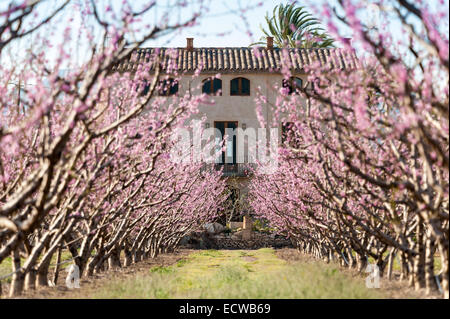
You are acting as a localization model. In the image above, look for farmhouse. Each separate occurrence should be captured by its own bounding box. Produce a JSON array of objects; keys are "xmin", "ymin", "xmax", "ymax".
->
[{"xmin": 113, "ymin": 37, "xmax": 358, "ymax": 219}]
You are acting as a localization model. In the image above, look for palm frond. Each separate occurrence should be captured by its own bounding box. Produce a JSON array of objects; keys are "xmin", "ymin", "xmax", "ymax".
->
[{"xmin": 254, "ymin": 3, "xmax": 335, "ymax": 48}]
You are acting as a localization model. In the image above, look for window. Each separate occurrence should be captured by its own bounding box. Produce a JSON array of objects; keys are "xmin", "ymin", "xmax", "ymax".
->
[
  {"xmin": 230, "ymin": 77, "xmax": 250, "ymax": 96},
  {"xmin": 137, "ymin": 80, "xmax": 151, "ymax": 96},
  {"xmin": 158, "ymin": 78, "xmax": 178, "ymax": 96},
  {"xmin": 282, "ymin": 77, "xmax": 303, "ymax": 95},
  {"xmin": 202, "ymin": 78, "xmax": 222, "ymax": 95}
]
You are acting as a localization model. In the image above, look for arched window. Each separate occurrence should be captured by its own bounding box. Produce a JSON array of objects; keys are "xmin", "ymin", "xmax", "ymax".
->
[
  {"xmin": 282, "ymin": 77, "xmax": 303, "ymax": 95},
  {"xmin": 158, "ymin": 78, "xmax": 178, "ymax": 96},
  {"xmin": 230, "ymin": 77, "xmax": 250, "ymax": 96},
  {"xmin": 136, "ymin": 80, "xmax": 150, "ymax": 96},
  {"xmin": 202, "ymin": 78, "xmax": 222, "ymax": 95}
]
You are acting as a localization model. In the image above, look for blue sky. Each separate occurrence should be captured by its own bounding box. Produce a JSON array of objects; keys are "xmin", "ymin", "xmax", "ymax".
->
[
  {"xmin": 1, "ymin": 1, "xmax": 346, "ymax": 54},
  {"xmin": 145, "ymin": 0, "xmax": 344, "ymax": 47},
  {"xmin": 1, "ymin": 0, "xmax": 448, "ymax": 69},
  {"xmin": 117, "ymin": 0, "xmax": 351, "ymax": 47}
]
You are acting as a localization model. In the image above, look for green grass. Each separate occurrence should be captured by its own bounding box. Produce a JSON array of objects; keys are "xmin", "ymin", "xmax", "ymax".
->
[
  {"xmin": 0, "ymin": 257, "xmax": 13, "ymax": 283},
  {"xmin": 149, "ymin": 266, "xmax": 174, "ymax": 274},
  {"xmin": 92, "ymin": 248, "xmax": 385, "ymax": 299}
]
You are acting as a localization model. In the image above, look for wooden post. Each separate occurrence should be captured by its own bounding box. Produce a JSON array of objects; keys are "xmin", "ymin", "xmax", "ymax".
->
[{"xmin": 242, "ymin": 214, "xmax": 252, "ymax": 240}]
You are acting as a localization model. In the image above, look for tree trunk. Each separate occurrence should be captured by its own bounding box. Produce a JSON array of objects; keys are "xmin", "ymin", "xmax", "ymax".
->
[
  {"xmin": 85, "ymin": 256, "xmax": 98, "ymax": 277},
  {"xmin": 36, "ymin": 257, "xmax": 51, "ymax": 288},
  {"xmin": 436, "ymin": 234, "xmax": 449, "ymax": 299},
  {"xmin": 424, "ymin": 233, "xmax": 438, "ymax": 295},
  {"xmin": 123, "ymin": 246, "xmax": 133, "ymax": 267},
  {"xmin": 356, "ymin": 253, "xmax": 367, "ymax": 273},
  {"xmin": 108, "ymin": 248, "xmax": 121, "ymax": 270},
  {"xmin": 94, "ymin": 258, "xmax": 106, "ymax": 274},
  {"xmin": 399, "ymin": 252, "xmax": 409, "ymax": 281},
  {"xmin": 387, "ymin": 249, "xmax": 396, "ymax": 280},
  {"xmin": 9, "ymin": 249, "xmax": 24, "ymax": 297},
  {"xmin": 52, "ymin": 245, "xmax": 62, "ymax": 286},
  {"xmin": 24, "ymin": 268, "xmax": 37, "ymax": 291},
  {"xmin": 413, "ymin": 220, "xmax": 425, "ymax": 290},
  {"xmin": 133, "ymin": 250, "xmax": 142, "ymax": 263},
  {"xmin": 346, "ymin": 247, "xmax": 355, "ymax": 268}
]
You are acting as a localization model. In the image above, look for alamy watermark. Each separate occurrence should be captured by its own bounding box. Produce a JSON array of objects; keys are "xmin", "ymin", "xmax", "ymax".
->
[
  {"xmin": 365, "ymin": 264, "xmax": 380, "ymax": 288},
  {"xmin": 66, "ymin": 264, "xmax": 80, "ymax": 289},
  {"xmin": 169, "ymin": 120, "xmax": 279, "ymax": 174}
]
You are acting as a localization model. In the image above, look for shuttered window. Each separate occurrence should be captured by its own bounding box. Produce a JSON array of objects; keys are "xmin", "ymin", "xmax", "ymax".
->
[
  {"xmin": 158, "ymin": 78, "xmax": 178, "ymax": 96},
  {"xmin": 230, "ymin": 77, "xmax": 250, "ymax": 96},
  {"xmin": 282, "ymin": 77, "xmax": 303, "ymax": 95},
  {"xmin": 202, "ymin": 78, "xmax": 222, "ymax": 95}
]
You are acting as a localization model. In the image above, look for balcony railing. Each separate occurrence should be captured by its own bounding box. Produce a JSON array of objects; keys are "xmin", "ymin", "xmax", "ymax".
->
[{"xmin": 202, "ymin": 163, "xmax": 254, "ymax": 177}]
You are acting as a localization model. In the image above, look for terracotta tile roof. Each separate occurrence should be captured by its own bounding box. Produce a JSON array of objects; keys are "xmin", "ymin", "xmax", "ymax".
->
[{"xmin": 113, "ymin": 47, "xmax": 359, "ymax": 74}]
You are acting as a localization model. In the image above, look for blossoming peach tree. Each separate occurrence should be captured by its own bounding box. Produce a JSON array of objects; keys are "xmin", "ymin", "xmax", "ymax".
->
[
  {"xmin": 0, "ymin": 0, "xmax": 237, "ymax": 297},
  {"xmin": 0, "ymin": 0, "xmax": 448, "ymax": 299},
  {"xmin": 249, "ymin": 0, "xmax": 448, "ymax": 298}
]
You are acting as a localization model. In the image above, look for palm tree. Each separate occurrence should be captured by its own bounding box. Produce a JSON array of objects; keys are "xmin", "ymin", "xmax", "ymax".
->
[{"xmin": 252, "ymin": 3, "xmax": 335, "ymax": 48}]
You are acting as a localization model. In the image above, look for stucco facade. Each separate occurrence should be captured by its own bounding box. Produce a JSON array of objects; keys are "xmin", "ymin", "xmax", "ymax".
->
[
  {"xmin": 115, "ymin": 40, "xmax": 358, "ymax": 216},
  {"xmin": 181, "ymin": 72, "xmax": 305, "ymax": 130},
  {"xmin": 175, "ymin": 72, "xmax": 307, "ymax": 211}
]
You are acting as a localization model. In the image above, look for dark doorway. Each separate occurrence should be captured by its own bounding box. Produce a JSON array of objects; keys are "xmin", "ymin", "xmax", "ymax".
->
[{"xmin": 214, "ymin": 121, "xmax": 237, "ymax": 165}]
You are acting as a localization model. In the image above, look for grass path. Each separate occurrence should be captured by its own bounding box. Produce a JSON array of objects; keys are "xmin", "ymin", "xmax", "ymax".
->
[{"xmin": 91, "ymin": 248, "xmax": 386, "ymax": 299}]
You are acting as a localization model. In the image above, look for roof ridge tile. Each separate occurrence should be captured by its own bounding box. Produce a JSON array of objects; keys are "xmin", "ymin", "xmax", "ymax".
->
[{"xmin": 113, "ymin": 47, "xmax": 358, "ymax": 73}]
